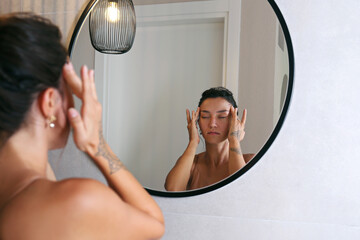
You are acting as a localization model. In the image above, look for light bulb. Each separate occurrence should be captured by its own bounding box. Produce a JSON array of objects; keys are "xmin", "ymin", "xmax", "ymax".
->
[{"xmin": 106, "ymin": 2, "xmax": 120, "ymax": 22}]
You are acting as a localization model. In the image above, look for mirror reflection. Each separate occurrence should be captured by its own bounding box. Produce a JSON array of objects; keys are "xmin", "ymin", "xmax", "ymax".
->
[
  {"xmin": 165, "ymin": 87, "xmax": 255, "ymax": 191},
  {"xmin": 70, "ymin": 0, "xmax": 289, "ymax": 192}
]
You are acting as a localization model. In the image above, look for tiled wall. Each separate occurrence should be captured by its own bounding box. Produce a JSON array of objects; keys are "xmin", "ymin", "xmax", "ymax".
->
[{"xmin": 0, "ymin": 0, "xmax": 89, "ymax": 44}]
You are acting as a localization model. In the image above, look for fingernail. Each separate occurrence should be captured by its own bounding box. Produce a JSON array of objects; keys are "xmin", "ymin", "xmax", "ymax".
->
[
  {"xmin": 68, "ymin": 108, "xmax": 78, "ymax": 118},
  {"xmin": 64, "ymin": 61, "xmax": 74, "ymax": 71}
]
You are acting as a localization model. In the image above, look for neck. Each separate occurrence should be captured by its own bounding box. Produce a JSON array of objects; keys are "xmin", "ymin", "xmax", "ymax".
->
[
  {"xmin": 204, "ymin": 140, "xmax": 229, "ymax": 166},
  {"xmin": 0, "ymin": 128, "xmax": 48, "ymax": 206}
]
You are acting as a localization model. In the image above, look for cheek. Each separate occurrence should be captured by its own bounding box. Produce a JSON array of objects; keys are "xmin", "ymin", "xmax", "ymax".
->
[
  {"xmin": 198, "ymin": 119, "xmax": 206, "ymax": 131},
  {"xmin": 221, "ymin": 119, "xmax": 230, "ymax": 131}
]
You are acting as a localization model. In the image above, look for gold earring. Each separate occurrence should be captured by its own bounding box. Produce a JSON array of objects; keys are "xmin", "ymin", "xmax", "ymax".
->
[{"xmin": 48, "ymin": 115, "xmax": 57, "ymax": 128}]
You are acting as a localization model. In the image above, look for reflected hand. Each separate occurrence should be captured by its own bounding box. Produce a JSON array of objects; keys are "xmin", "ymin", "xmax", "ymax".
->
[
  {"xmin": 186, "ymin": 107, "xmax": 200, "ymax": 144},
  {"xmin": 228, "ymin": 107, "xmax": 246, "ymax": 142},
  {"xmin": 62, "ymin": 62, "xmax": 102, "ymax": 157}
]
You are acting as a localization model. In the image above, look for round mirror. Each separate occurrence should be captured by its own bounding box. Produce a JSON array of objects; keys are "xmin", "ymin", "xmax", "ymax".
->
[{"xmin": 68, "ymin": 0, "xmax": 294, "ymax": 197}]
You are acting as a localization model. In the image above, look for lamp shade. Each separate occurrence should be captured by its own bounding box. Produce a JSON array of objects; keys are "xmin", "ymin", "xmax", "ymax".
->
[{"xmin": 89, "ymin": 0, "xmax": 136, "ymax": 54}]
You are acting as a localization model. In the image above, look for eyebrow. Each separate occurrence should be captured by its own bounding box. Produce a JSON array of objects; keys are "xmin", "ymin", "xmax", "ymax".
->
[{"xmin": 201, "ymin": 110, "xmax": 229, "ymax": 114}]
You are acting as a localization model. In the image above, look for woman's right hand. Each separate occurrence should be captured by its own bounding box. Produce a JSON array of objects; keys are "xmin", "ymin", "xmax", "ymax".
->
[
  {"xmin": 186, "ymin": 107, "xmax": 200, "ymax": 144},
  {"xmin": 62, "ymin": 62, "xmax": 102, "ymax": 157},
  {"xmin": 165, "ymin": 108, "xmax": 200, "ymax": 191}
]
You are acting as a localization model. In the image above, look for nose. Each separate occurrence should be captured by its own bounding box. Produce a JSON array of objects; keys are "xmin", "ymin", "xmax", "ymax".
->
[{"xmin": 209, "ymin": 116, "xmax": 217, "ymax": 128}]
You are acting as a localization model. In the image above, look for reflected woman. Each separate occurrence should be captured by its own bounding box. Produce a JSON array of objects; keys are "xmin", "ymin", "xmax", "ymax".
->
[{"xmin": 165, "ymin": 87, "xmax": 254, "ymax": 191}]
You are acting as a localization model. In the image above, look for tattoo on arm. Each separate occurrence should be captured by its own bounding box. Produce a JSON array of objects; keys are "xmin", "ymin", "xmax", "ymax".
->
[
  {"xmin": 95, "ymin": 125, "xmax": 125, "ymax": 174},
  {"xmin": 230, "ymin": 147, "xmax": 242, "ymax": 155},
  {"xmin": 230, "ymin": 130, "xmax": 240, "ymax": 140}
]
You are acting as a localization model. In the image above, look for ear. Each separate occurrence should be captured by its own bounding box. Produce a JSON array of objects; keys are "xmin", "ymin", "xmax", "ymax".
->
[{"xmin": 38, "ymin": 88, "xmax": 59, "ymax": 118}]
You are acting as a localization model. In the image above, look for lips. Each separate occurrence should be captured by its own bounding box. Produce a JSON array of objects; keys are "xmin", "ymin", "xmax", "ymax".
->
[{"xmin": 207, "ymin": 131, "xmax": 220, "ymax": 135}]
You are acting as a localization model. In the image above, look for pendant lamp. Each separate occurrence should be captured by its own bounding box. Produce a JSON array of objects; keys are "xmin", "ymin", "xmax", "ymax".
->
[{"xmin": 89, "ymin": 0, "xmax": 136, "ymax": 54}]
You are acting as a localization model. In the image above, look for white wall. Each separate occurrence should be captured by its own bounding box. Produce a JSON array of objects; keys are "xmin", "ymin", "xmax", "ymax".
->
[
  {"xmin": 2, "ymin": 0, "xmax": 360, "ymax": 239},
  {"xmin": 154, "ymin": 0, "xmax": 360, "ymax": 239}
]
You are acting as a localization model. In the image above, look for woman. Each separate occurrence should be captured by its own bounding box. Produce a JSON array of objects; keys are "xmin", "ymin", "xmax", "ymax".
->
[
  {"xmin": 165, "ymin": 87, "xmax": 253, "ymax": 191},
  {"xmin": 0, "ymin": 13, "xmax": 164, "ymax": 239}
]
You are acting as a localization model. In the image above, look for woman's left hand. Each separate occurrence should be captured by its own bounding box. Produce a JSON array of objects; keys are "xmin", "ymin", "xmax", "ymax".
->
[
  {"xmin": 228, "ymin": 107, "xmax": 247, "ymax": 142},
  {"xmin": 62, "ymin": 62, "xmax": 102, "ymax": 157}
]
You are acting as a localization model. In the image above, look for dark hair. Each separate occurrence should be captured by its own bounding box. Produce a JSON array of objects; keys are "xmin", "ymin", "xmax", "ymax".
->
[
  {"xmin": 0, "ymin": 13, "xmax": 67, "ymax": 143},
  {"xmin": 198, "ymin": 86, "xmax": 238, "ymax": 109}
]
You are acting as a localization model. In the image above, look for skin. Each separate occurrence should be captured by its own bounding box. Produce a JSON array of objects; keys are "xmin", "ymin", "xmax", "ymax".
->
[
  {"xmin": 0, "ymin": 63, "xmax": 164, "ymax": 240},
  {"xmin": 165, "ymin": 97, "xmax": 252, "ymax": 191}
]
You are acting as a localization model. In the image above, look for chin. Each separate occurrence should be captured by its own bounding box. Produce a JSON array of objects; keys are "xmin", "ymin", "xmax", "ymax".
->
[{"xmin": 204, "ymin": 136, "xmax": 227, "ymax": 145}]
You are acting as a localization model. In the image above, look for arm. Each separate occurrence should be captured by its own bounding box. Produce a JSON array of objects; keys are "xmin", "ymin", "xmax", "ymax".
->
[
  {"xmin": 165, "ymin": 108, "xmax": 200, "ymax": 191},
  {"xmin": 228, "ymin": 107, "xmax": 247, "ymax": 175},
  {"xmin": 243, "ymin": 153, "xmax": 255, "ymax": 163},
  {"xmin": 62, "ymin": 62, "xmax": 164, "ymax": 238}
]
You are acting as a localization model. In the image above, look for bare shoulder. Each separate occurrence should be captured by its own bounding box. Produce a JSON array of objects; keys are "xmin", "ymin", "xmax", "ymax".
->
[
  {"xmin": 50, "ymin": 177, "xmax": 116, "ymax": 202},
  {"xmin": 0, "ymin": 178, "xmax": 127, "ymax": 240},
  {"xmin": 196, "ymin": 152, "xmax": 206, "ymax": 163},
  {"xmin": 190, "ymin": 152, "xmax": 205, "ymax": 171},
  {"xmin": 243, "ymin": 153, "xmax": 255, "ymax": 163}
]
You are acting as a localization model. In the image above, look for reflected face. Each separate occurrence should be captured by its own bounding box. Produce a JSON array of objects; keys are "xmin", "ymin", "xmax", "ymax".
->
[{"xmin": 198, "ymin": 97, "xmax": 232, "ymax": 144}]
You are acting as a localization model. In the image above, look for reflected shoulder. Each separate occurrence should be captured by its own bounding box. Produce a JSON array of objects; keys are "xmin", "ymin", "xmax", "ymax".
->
[{"xmin": 243, "ymin": 153, "xmax": 255, "ymax": 163}]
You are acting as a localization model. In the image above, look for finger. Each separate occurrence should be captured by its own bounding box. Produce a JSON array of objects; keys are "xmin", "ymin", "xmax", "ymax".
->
[
  {"xmin": 195, "ymin": 107, "xmax": 200, "ymax": 120},
  {"xmin": 88, "ymin": 69, "xmax": 98, "ymax": 100},
  {"xmin": 241, "ymin": 109, "xmax": 247, "ymax": 126},
  {"xmin": 81, "ymin": 65, "xmax": 89, "ymax": 91},
  {"xmin": 80, "ymin": 66, "xmax": 95, "ymax": 123},
  {"xmin": 68, "ymin": 108, "xmax": 86, "ymax": 148},
  {"xmin": 81, "ymin": 65, "xmax": 93, "ymax": 104},
  {"xmin": 62, "ymin": 62, "xmax": 82, "ymax": 98},
  {"xmin": 230, "ymin": 106, "xmax": 236, "ymax": 123},
  {"xmin": 186, "ymin": 109, "xmax": 191, "ymax": 124},
  {"xmin": 192, "ymin": 110, "xmax": 196, "ymax": 123}
]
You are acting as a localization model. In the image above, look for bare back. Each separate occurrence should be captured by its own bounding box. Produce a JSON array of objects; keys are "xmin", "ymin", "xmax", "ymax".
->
[
  {"xmin": 1, "ymin": 179, "xmax": 99, "ymax": 240},
  {"xmin": 0, "ymin": 178, "xmax": 159, "ymax": 240}
]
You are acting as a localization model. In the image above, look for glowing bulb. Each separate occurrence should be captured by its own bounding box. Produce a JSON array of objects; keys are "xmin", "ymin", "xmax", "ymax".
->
[{"xmin": 106, "ymin": 2, "xmax": 120, "ymax": 22}]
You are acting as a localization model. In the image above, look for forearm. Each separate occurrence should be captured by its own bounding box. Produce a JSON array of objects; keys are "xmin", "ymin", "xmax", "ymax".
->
[
  {"xmin": 165, "ymin": 140, "xmax": 198, "ymax": 191},
  {"xmin": 90, "ymin": 142, "xmax": 164, "ymax": 225},
  {"xmin": 228, "ymin": 138, "xmax": 246, "ymax": 175}
]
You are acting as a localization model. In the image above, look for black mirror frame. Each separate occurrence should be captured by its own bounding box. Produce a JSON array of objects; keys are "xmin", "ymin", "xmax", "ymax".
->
[{"xmin": 68, "ymin": 0, "xmax": 294, "ymax": 198}]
